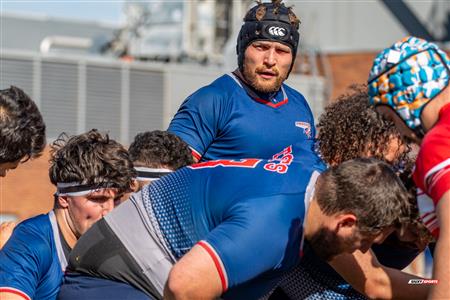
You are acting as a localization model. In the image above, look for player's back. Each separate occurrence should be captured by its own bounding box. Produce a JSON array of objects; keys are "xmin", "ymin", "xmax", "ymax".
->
[
  {"xmin": 62, "ymin": 145, "xmax": 325, "ymax": 300},
  {"xmin": 144, "ymin": 145, "xmax": 325, "ymax": 259}
]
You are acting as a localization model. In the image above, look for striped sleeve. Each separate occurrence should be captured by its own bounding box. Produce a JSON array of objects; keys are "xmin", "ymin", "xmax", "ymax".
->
[
  {"xmin": 0, "ymin": 287, "xmax": 31, "ymax": 300},
  {"xmin": 423, "ymin": 158, "xmax": 450, "ymax": 203},
  {"xmin": 197, "ymin": 240, "xmax": 229, "ymax": 292}
]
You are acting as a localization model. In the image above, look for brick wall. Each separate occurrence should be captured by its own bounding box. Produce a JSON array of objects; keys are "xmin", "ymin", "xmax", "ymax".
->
[
  {"xmin": 1, "ymin": 148, "xmax": 54, "ymax": 221},
  {"xmin": 327, "ymin": 52, "xmax": 377, "ymax": 100}
]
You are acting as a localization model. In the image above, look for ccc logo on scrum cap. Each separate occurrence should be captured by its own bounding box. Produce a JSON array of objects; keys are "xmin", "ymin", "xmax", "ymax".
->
[{"xmin": 268, "ymin": 26, "xmax": 286, "ymax": 37}]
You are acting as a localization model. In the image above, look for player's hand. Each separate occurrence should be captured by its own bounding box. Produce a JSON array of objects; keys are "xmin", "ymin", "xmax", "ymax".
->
[{"xmin": 0, "ymin": 221, "xmax": 16, "ymax": 249}]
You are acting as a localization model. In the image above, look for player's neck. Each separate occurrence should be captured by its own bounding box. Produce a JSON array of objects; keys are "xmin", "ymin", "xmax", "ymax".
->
[
  {"xmin": 54, "ymin": 207, "xmax": 78, "ymax": 248},
  {"xmin": 232, "ymin": 69, "xmax": 279, "ymax": 101},
  {"xmin": 422, "ymin": 86, "xmax": 450, "ymax": 131},
  {"xmin": 303, "ymin": 199, "xmax": 321, "ymax": 239}
]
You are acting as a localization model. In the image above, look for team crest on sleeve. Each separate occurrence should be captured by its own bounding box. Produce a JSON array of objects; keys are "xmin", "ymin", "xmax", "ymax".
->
[{"xmin": 295, "ymin": 122, "xmax": 312, "ymax": 138}]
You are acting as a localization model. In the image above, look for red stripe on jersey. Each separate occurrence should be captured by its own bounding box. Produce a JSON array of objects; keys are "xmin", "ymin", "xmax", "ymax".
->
[
  {"xmin": 430, "ymin": 227, "xmax": 440, "ymax": 238},
  {"xmin": 190, "ymin": 147, "xmax": 202, "ymax": 161},
  {"xmin": 427, "ymin": 166, "xmax": 450, "ymax": 203},
  {"xmin": 254, "ymin": 97, "xmax": 288, "ymax": 108},
  {"xmin": 420, "ymin": 211, "xmax": 435, "ymax": 223},
  {"xmin": 197, "ymin": 241, "xmax": 228, "ymax": 292},
  {"xmin": 413, "ymin": 103, "xmax": 450, "ymax": 205},
  {"xmin": 0, "ymin": 287, "xmax": 31, "ymax": 300},
  {"xmin": 423, "ymin": 215, "xmax": 437, "ymax": 227}
]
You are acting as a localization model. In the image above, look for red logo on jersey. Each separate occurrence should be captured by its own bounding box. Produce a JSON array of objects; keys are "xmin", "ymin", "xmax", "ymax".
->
[
  {"xmin": 263, "ymin": 146, "xmax": 294, "ymax": 174},
  {"xmin": 188, "ymin": 159, "xmax": 262, "ymax": 169},
  {"xmin": 295, "ymin": 121, "xmax": 312, "ymax": 138}
]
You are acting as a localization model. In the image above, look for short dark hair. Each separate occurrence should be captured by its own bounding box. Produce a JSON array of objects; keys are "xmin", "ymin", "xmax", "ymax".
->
[
  {"xmin": 0, "ymin": 86, "xmax": 46, "ymax": 163},
  {"xmin": 49, "ymin": 129, "xmax": 136, "ymax": 194},
  {"xmin": 317, "ymin": 85, "xmax": 406, "ymax": 166},
  {"xmin": 315, "ymin": 158, "xmax": 410, "ymax": 234},
  {"xmin": 129, "ymin": 130, "xmax": 193, "ymax": 170}
]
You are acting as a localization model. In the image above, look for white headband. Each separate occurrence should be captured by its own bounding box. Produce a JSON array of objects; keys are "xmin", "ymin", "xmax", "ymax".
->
[
  {"xmin": 56, "ymin": 182, "xmax": 108, "ymax": 196},
  {"xmin": 134, "ymin": 167, "xmax": 173, "ymax": 181}
]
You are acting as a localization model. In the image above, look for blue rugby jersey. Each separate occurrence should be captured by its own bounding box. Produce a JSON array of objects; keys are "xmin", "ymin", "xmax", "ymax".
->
[
  {"xmin": 168, "ymin": 73, "xmax": 315, "ymax": 161},
  {"xmin": 0, "ymin": 212, "xmax": 67, "ymax": 300},
  {"xmin": 141, "ymin": 145, "xmax": 325, "ymax": 299}
]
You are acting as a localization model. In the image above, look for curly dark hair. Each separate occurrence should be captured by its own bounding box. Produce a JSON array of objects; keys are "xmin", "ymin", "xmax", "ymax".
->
[
  {"xmin": 0, "ymin": 86, "xmax": 46, "ymax": 164},
  {"xmin": 49, "ymin": 129, "xmax": 136, "ymax": 194},
  {"xmin": 318, "ymin": 86, "xmax": 433, "ymax": 247},
  {"xmin": 129, "ymin": 130, "xmax": 194, "ymax": 170},
  {"xmin": 316, "ymin": 158, "xmax": 411, "ymax": 234},
  {"xmin": 395, "ymin": 158, "xmax": 435, "ymax": 246},
  {"xmin": 317, "ymin": 85, "xmax": 407, "ymax": 166}
]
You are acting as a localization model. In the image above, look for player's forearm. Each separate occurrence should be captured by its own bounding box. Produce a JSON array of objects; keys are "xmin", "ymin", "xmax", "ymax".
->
[
  {"xmin": 330, "ymin": 250, "xmax": 429, "ymax": 300},
  {"xmin": 382, "ymin": 267, "xmax": 429, "ymax": 300},
  {"xmin": 427, "ymin": 238, "xmax": 449, "ymax": 299},
  {"xmin": 0, "ymin": 292, "xmax": 30, "ymax": 300},
  {"xmin": 354, "ymin": 265, "xmax": 429, "ymax": 300},
  {"xmin": 429, "ymin": 192, "xmax": 450, "ymax": 300}
]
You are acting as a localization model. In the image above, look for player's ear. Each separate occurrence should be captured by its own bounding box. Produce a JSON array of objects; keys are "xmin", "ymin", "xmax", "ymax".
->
[
  {"xmin": 335, "ymin": 214, "xmax": 357, "ymax": 236},
  {"xmin": 131, "ymin": 179, "xmax": 139, "ymax": 192},
  {"xmin": 57, "ymin": 195, "xmax": 70, "ymax": 208}
]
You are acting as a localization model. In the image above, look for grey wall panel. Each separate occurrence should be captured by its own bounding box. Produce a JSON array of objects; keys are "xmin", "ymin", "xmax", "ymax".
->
[
  {"xmin": 128, "ymin": 69, "xmax": 164, "ymax": 141},
  {"xmin": 1, "ymin": 15, "xmax": 116, "ymax": 53},
  {"xmin": 41, "ymin": 61, "xmax": 78, "ymax": 138},
  {"xmin": 0, "ymin": 58, "xmax": 34, "ymax": 96},
  {"xmin": 85, "ymin": 65, "xmax": 121, "ymax": 140}
]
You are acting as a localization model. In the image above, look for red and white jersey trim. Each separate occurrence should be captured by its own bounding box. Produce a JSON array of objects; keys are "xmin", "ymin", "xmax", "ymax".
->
[
  {"xmin": 417, "ymin": 189, "xmax": 439, "ymax": 238},
  {"xmin": 254, "ymin": 97, "xmax": 288, "ymax": 108},
  {"xmin": 197, "ymin": 240, "xmax": 229, "ymax": 292},
  {"xmin": 0, "ymin": 287, "xmax": 31, "ymax": 300},
  {"xmin": 190, "ymin": 147, "xmax": 202, "ymax": 161},
  {"xmin": 424, "ymin": 158, "xmax": 450, "ymax": 197}
]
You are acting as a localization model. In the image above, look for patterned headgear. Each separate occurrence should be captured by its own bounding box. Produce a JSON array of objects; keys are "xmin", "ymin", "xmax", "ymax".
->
[{"xmin": 368, "ymin": 36, "xmax": 450, "ymax": 137}]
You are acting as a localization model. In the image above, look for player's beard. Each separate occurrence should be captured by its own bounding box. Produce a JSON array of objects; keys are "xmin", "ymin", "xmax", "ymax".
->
[
  {"xmin": 307, "ymin": 227, "xmax": 360, "ymax": 262},
  {"xmin": 243, "ymin": 64, "xmax": 287, "ymax": 93}
]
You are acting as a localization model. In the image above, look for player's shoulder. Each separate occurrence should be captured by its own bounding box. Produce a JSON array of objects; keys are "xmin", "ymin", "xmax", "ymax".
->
[
  {"xmin": 12, "ymin": 214, "xmax": 53, "ymax": 247},
  {"xmin": 1, "ymin": 214, "xmax": 55, "ymax": 270},
  {"xmin": 16, "ymin": 213, "xmax": 51, "ymax": 232},
  {"xmin": 190, "ymin": 74, "xmax": 238, "ymax": 100},
  {"xmin": 282, "ymin": 83, "xmax": 307, "ymax": 101},
  {"xmin": 416, "ymin": 128, "xmax": 450, "ymax": 174}
]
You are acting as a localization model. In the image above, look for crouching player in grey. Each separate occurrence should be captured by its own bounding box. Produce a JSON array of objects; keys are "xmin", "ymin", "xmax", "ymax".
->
[{"xmin": 58, "ymin": 150, "xmax": 411, "ymax": 300}]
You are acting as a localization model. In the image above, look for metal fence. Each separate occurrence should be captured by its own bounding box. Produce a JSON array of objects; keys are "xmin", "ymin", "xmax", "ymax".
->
[{"xmin": 1, "ymin": 50, "xmax": 326, "ymax": 144}]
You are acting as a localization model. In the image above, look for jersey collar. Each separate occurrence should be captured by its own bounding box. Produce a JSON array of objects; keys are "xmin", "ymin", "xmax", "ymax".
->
[{"xmin": 230, "ymin": 70, "xmax": 288, "ymax": 108}]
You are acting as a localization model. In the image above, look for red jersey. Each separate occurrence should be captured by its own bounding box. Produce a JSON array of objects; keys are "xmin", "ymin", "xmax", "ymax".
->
[{"xmin": 413, "ymin": 103, "xmax": 450, "ymax": 237}]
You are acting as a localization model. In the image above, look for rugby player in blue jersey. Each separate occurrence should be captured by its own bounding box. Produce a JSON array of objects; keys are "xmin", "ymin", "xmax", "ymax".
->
[
  {"xmin": 0, "ymin": 130, "xmax": 135, "ymax": 300},
  {"xmin": 168, "ymin": 0, "xmax": 315, "ymax": 162},
  {"xmin": 58, "ymin": 147, "xmax": 412, "ymax": 300},
  {"xmin": 0, "ymin": 86, "xmax": 46, "ymax": 248}
]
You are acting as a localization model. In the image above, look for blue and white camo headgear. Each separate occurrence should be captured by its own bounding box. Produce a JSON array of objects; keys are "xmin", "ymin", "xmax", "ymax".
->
[{"xmin": 368, "ymin": 36, "xmax": 450, "ymax": 137}]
